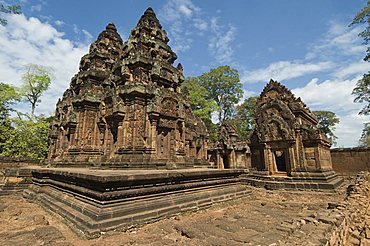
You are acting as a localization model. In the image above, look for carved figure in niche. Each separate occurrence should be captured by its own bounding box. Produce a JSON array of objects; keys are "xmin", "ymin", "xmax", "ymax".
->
[
  {"xmin": 87, "ymin": 129, "xmax": 92, "ymax": 146},
  {"xmin": 161, "ymin": 97, "xmax": 178, "ymax": 116},
  {"xmin": 100, "ymin": 102, "xmax": 106, "ymax": 116}
]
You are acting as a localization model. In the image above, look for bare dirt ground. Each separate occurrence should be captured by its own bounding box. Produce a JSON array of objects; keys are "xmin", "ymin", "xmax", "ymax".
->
[{"xmin": 0, "ymin": 180, "xmax": 356, "ymax": 246}]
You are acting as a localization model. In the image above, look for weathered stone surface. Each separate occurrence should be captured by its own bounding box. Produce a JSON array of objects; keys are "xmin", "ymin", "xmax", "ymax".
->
[
  {"xmin": 2, "ymin": 175, "xmax": 368, "ymax": 245},
  {"xmin": 331, "ymin": 147, "xmax": 370, "ymax": 175},
  {"xmin": 25, "ymin": 167, "xmax": 249, "ymax": 238},
  {"xmin": 246, "ymin": 80, "xmax": 343, "ymax": 190},
  {"xmin": 208, "ymin": 122, "xmax": 251, "ymax": 169},
  {"xmin": 48, "ymin": 8, "xmax": 208, "ymax": 168}
]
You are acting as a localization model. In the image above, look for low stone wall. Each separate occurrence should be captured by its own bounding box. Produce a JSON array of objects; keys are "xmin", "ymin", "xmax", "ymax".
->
[
  {"xmin": 0, "ymin": 157, "xmax": 41, "ymax": 196},
  {"xmin": 326, "ymin": 172, "xmax": 370, "ymax": 245},
  {"xmin": 331, "ymin": 147, "xmax": 370, "ymax": 175}
]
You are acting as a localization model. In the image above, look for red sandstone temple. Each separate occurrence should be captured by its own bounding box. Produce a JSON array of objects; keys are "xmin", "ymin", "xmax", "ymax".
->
[
  {"xmin": 48, "ymin": 8, "xmax": 208, "ymax": 168},
  {"xmin": 24, "ymin": 8, "xmax": 343, "ymax": 237}
]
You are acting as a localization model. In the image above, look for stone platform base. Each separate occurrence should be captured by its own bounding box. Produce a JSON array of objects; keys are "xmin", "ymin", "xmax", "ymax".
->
[
  {"xmin": 24, "ymin": 168, "xmax": 249, "ymax": 238},
  {"xmin": 0, "ymin": 167, "xmax": 33, "ymax": 196},
  {"xmin": 242, "ymin": 170, "xmax": 344, "ymax": 191}
]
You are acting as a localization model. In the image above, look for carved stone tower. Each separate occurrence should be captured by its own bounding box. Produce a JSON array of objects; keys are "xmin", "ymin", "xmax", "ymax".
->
[{"xmin": 48, "ymin": 8, "xmax": 209, "ymax": 168}]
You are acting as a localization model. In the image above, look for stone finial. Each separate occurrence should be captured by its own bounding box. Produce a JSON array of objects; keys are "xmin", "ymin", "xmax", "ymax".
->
[
  {"xmin": 106, "ymin": 23, "xmax": 117, "ymax": 32},
  {"xmin": 144, "ymin": 7, "xmax": 155, "ymax": 15}
]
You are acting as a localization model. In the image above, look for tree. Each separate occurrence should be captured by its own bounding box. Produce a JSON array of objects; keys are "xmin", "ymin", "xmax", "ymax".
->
[
  {"xmin": 199, "ymin": 65, "xmax": 243, "ymax": 122},
  {"xmin": 1, "ymin": 114, "xmax": 50, "ymax": 160},
  {"xmin": 313, "ymin": 111, "xmax": 340, "ymax": 144},
  {"xmin": 181, "ymin": 77, "xmax": 219, "ymax": 141},
  {"xmin": 232, "ymin": 96, "xmax": 258, "ymax": 139},
  {"xmin": 359, "ymin": 122, "xmax": 370, "ymax": 147},
  {"xmin": 0, "ymin": 82, "xmax": 21, "ymax": 121},
  {"xmin": 20, "ymin": 64, "xmax": 54, "ymax": 116},
  {"xmin": 350, "ymin": 1, "xmax": 370, "ymax": 145},
  {"xmin": 181, "ymin": 77, "xmax": 219, "ymax": 124},
  {"xmin": 0, "ymin": 3, "xmax": 21, "ymax": 26},
  {"xmin": 0, "ymin": 82, "xmax": 21, "ymax": 153}
]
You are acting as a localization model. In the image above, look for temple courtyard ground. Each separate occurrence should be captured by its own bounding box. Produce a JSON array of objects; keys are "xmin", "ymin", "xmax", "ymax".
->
[{"xmin": 0, "ymin": 174, "xmax": 369, "ymax": 246}]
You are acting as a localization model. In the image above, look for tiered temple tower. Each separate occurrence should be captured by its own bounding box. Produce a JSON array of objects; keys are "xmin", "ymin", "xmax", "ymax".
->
[{"xmin": 48, "ymin": 8, "xmax": 209, "ymax": 168}]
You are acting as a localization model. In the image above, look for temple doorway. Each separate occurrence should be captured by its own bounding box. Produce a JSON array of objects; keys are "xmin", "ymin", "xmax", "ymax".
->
[
  {"xmin": 222, "ymin": 154, "xmax": 230, "ymax": 169},
  {"xmin": 274, "ymin": 150, "xmax": 287, "ymax": 172}
]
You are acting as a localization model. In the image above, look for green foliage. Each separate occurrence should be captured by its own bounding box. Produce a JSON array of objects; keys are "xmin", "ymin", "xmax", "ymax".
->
[
  {"xmin": 232, "ymin": 96, "xmax": 258, "ymax": 139},
  {"xmin": 198, "ymin": 65, "xmax": 243, "ymax": 122},
  {"xmin": 351, "ymin": 1, "xmax": 370, "ymax": 61},
  {"xmin": 352, "ymin": 73, "xmax": 370, "ymax": 115},
  {"xmin": 0, "ymin": 3, "xmax": 21, "ymax": 26},
  {"xmin": 181, "ymin": 76, "xmax": 219, "ymax": 141},
  {"xmin": 351, "ymin": 1, "xmax": 370, "ymax": 115},
  {"xmin": 313, "ymin": 110, "xmax": 340, "ymax": 144},
  {"xmin": 351, "ymin": 2, "xmax": 370, "ymax": 145},
  {"xmin": 0, "ymin": 114, "xmax": 50, "ymax": 160},
  {"xmin": 0, "ymin": 82, "xmax": 21, "ymax": 153},
  {"xmin": 359, "ymin": 122, "xmax": 370, "ymax": 147},
  {"xmin": 0, "ymin": 66, "xmax": 53, "ymax": 159},
  {"xmin": 20, "ymin": 64, "xmax": 54, "ymax": 115},
  {"xmin": 182, "ymin": 77, "xmax": 218, "ymax": 121},
  {"xmin": 0, "ymin": 82, "xmax": 21, "ymax": 121}
]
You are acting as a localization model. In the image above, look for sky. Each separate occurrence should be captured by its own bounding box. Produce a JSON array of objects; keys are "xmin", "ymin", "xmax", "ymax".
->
[{"xmin": 0, "ymin": 0, "xmax": 369, "ymax": 147}]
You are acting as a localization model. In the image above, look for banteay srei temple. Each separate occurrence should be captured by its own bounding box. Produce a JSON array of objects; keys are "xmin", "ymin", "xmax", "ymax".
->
[
  {"xmin": 4, "ymin": 7, "xmax": 361, "ymax": 239},
  {"xmin": 47, "ymin": 9, "xmax": 208, "ymax": 168}
]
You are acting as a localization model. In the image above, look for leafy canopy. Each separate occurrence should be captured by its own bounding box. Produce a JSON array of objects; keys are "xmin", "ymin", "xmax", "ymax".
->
[
  {"xmin": 351, "ymin": 1, "xmax": 370, "ymax": 145},
  {"xmin": 20, "ymin": 64, "xmax": 54, "ymax": 116},
  {"xmin": 0, "ymin": 3, "xmax": 21, "ymax": 26},
  {"xmin": 313, "ymin": 110, "xmax": 340, "ymax": 144},
  {"xmin": 350, "ymin": 1, "xmax": 370, "ymax": 115},
  {"xmin": 359, "ymin": 122, "xmax": 370, "ymax": 147},
  {"xmin": 0, "ymin": 114, "xmax": 50, "ymax": 160},
  {"xmin": 181, "ymin": 77, "xmax": 219, "ymax": 123},
  {"xmin": 0, "ymin": 82, "xmax": 21, "ymax": 121},
  {"xmin": 232, "ymin": 96, "xmax": 258, "ymax": 139},
  {"xmin": 199, "ymin": 65, "xmax": 243, "ymax": 122}
]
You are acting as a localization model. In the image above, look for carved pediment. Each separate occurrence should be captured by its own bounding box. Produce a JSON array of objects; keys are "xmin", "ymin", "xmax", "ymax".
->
[{"xmin": 160, "ymin": 97, "xmax": 178, "ymax": 117}]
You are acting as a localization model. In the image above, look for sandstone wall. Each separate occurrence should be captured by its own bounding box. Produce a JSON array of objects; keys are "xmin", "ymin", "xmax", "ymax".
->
[
  {"xmin": 330, "ymin": 147, "xmax": 370, "ymax": 175},
  {"xmin": 0, "ymin": 157, "xmax": 40, "ymax": 196}
]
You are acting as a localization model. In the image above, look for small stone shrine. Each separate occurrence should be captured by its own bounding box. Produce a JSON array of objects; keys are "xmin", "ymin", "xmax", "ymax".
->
[
  {"xmin": 208, "ymin": 122, "xmax": 251, "ymax": 169},
  {"xmin": 48, "ymin": 8, "xmax": 208, "ymax": 168},
  {"xmin": 245, "ymin": 80, "xmax": 343, "ymax": 190},
  {"xmin": 25, "ymin": 8, "xmax": 249, "ymax": 238}
]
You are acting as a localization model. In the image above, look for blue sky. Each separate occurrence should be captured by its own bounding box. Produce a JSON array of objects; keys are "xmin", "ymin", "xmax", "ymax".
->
[{"xmin": 0, "ymin": 0, "xmax": 369, "ymax": 147}]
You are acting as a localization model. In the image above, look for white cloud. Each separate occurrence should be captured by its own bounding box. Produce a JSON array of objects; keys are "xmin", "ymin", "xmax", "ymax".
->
[
  {"xmin": 292, "ymin": 77, "xmax": 370, "ymax": 147},
  {"xmin": 30, "ymin": 4, "xmax": 42, "ymax": 12},
  {"xmin": 306, "ymin": 21, "xmax": 365, "ymax": 60},
  {"xmin": 159, "ymin": 0, "xmax": 207, "ymax": 53},
  {"xmin": 242, "ymin": 61, "xmax": 333, "ymax": 83},
  {"xmin": 208, "ymin": 17, "xmax": 236, "ymax": 64},
  {"xmin": 241, "ymin": 20, "xmax": 369, "ymax": 147},
  {"xmin": 0, "ymin": 14, "xmax": 89, "ymax": 116},
  {"xmin": 178, "ymin": 4, "xmax": 193, "ymax": 17},
  {"xmin": 333, "ymin": 61, "xmax": 370, "ymax": 79},
  {"xmin": 81, "ymin": 29, "xmax": 93, "ymax": 42},
  {"xmin": 292, "ymin": 78, "xmax": 359, "ymax": 113},
  {"xmin": 54, "ymin": 20, "xmax": 65, "ymax": 26},
  {"xmin": 194, "ymin": 18, "xmax": 208, "ymax": 31}
]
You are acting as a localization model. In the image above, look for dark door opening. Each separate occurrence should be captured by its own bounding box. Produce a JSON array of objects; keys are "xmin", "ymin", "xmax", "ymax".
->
[
  {"xmin": 222, "ymin": 155, "xmax": 230, "ymax": 169},
  {"xmin": 274, "ymin": 150, "xmax": 287, "ymax": 172}
]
